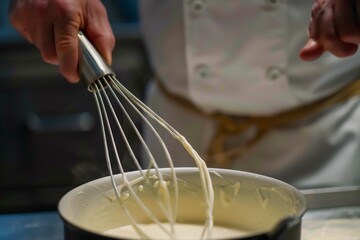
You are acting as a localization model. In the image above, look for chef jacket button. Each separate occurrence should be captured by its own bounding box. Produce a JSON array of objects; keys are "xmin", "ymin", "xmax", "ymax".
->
[
  {"xmin": 264, "ymin": 0, "xmax": 278, "ymax": 4},
  {"xmin": 262, "ymin": 0, "xmax": 279, "ymax": 10},
  {"xmin": 195, "ymin": 64, "xmax": 212, "ymax": 79},
  {"xmin": 190, "ymin": 0, "xmax": 205, "ymax": 15},
  {"xmin": 266, "ymin": 66, "xmax": 283, "ymax": 81}
]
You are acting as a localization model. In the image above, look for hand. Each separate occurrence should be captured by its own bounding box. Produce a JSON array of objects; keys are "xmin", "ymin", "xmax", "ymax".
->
[
  {"xmin": 300, "ymin": 0, "xmax": 360, "ymax": 61},
  {"xmin": 9, "ymin": 0, "xmax": 115, "ymax": 83}
]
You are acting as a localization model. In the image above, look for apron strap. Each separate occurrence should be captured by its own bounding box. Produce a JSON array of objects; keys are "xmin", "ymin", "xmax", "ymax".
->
[{"xmin": 155, "ymin": 77, "xmax": 360, "ymax": 167}]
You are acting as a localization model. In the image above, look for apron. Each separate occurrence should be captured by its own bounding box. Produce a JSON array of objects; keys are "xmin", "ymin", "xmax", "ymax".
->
[{"xmin": 139, "ymin": 0, "xmax": 360, "ymax": 188}]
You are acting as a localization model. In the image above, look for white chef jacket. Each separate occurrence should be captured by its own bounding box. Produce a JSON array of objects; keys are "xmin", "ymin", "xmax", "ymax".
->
[{"xmin": 139, "ymin": 0, "xmax": 360, "ymax": 188}]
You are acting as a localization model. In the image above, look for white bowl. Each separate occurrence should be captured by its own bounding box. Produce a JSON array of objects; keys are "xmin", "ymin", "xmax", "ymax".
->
[{"xmin": 58, "ymin": 168, "xmax": 306, "ymax": 240}]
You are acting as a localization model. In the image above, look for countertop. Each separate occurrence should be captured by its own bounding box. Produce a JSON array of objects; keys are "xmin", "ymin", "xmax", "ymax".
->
[
  {"xmin": 300, "ymin": 186, "xmax": 360, "ymax": 240},
  {"xmin": 1, "ymin": 206, "xmax": 359, "ymax": 240},
  {"xmin": 302, "ymin": 206, "xmax": 360, "ymax": 240},
  {"xmin": 0, "ymin": 211, "xmax": 63, "ymax": 240}
]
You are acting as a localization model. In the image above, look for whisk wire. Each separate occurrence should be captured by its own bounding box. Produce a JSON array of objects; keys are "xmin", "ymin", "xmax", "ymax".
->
[
  {"xmin": 107, "ymin": 77, "xmax": 179, "ymax": 225},
  {"xmin": 93, "ymin": 77, "xmax": 177, "ymax": 238},
  {"xmin": 110, "ymin": 76, "xmax": 214, "ymax": 238},
  {"xmin": 103, "ymin": 78, "xmax": 176, "ymax": 227},
  {"xmin": 93, "ymin": 82, "xmax": 120, "ymax": 198}
]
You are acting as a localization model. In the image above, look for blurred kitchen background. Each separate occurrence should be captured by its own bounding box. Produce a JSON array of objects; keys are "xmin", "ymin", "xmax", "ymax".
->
[
  {"xmin": 0, "ymin": 0, "xmax": 153, "ymax": 214},
  {"xmin": 1, "ymin": 1, "xmax": 360, "ymax": 240}
]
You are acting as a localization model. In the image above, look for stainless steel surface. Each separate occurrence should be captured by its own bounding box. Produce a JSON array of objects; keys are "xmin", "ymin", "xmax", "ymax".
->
[
  {"xmin": 302, "ymin": 206, "xmax": 360, "ymax": 240},
  {"xmin": 78, "ymin": 31, "xmax": 115, "ymax": 92},
  {"xmin": 304, "ymin": 206, "xmax": 360, "ymax": 220},
  {"xmin": 300, "ymin": 187, "xmax": 360, "ymax": 239},
  {"xmin": 301, "ymin": 186, "xmax": 360, "ymax": 210}
]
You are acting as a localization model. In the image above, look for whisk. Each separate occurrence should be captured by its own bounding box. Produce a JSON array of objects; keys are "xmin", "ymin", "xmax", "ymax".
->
[{"xmin": 77, "ymin": 31, "xmax": 214, "ymax": 239}]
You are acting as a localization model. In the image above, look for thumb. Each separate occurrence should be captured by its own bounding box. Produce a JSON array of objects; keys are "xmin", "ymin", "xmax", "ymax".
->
[{"xmin": 299, "ymin": 39, "xmax": 325, "ymax": 61}]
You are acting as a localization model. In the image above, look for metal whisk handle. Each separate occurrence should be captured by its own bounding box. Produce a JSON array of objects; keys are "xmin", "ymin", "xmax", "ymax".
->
[{"xmin": 78, "ymin": 31, "xmax": 115, "ymax": 92}]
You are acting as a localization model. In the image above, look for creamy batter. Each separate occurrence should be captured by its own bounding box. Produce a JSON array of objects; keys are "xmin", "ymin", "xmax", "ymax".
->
[
  {"xmin": 111, "ymin": 83, "xmax": 215, "ymax": 239},
  {"xmin": 103, "ymin": 223, "xmax": 251, "ymax": 240}
]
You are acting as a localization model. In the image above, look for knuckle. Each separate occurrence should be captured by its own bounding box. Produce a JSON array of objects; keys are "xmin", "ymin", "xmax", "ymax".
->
[
  {"xmin": 95, "ymin": 3, "xmax": 107, "ymax": 16},
  {"xmin": 8, "ymin": 1, "xmax": 23, "ymax": 26},
  {"xmin": 311, "ymin": 1, "xmax": 321, "ymax": 17},
  {"xmin": 340, "ymin": 33, "xmax": 360, "ymax": 44},
  {"xmin": 9, "ymin": 13, "xmax": 18, "ymax": 27},
  {"xmin": 56, "ymin": 34, "xmax": 75, "ymax": 50},
  {"xmin": 107, "ymin": 34, "xmax": 116, "ymax": 48},
  {"xmin": 333, "ymin": 49, "xmax": 348, "ymax": 57},
  {"xmin": 333, "ymin": 49, "xmax": 355, "ymax": 58},
  {"xmin": 41, "ymin": 50, "xmax": 57, "ymax": 63},
  {"xmin": 33, "ymin": 0, "xmax": 48, "ymax": 15},
  {"xmin": 312, "ymin": 0, "xmax": 326, "ymax": 12},
  {"xmin": 311, "ymin": 0, "xmax": 328, "ymax": 23},
  {"xmin": 53, "ymin": 0, "xmax": 81, "ymax": 22},
  {"xmin": 56, "ymin": 13, "xmax": 81, "ymax": 31},
  {"xmin": 53, "ymin": 0, "xmax": 72, "ymax": 11},
  {"xmin": 321, "ymin": 29, "xmax": 337, "ymax": 41},
  {"xmin": 327, "ymin": 42, "xmax": 357, "ymax": 58},
  {"xmin": 308, "ymin": 20, "xmax": 315, "ymax": 38}
]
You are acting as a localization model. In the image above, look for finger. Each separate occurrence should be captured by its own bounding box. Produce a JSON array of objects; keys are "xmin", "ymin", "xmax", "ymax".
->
[
  {"xmin": 299, "ymin": 39, "xmax": 325, "ymax": 61},
  {"xmin": 334, "ymin": 1, "xmax": 360, "ymax": 44},
  {"xmin": 34, "ymin": 5, "xmax": 58, "ymax": 65},
  {"xmin": 313, "ymin": 2, "xmax": 356, "ymax": 58},
  {"xmin": 8, "ymin": 0, "xmax": 18, "ymax": 13},
  {"xmin": 355, "ymin": 1, "xmax": 360, "ymax": 28},
  {"xmin": 83, "ymin": 1, "xmax": 115, "ymax": 65},
  {"xmin": 9, "ymin": 1, "xmax": 32, "ymax": 43},
  {"xmin": 308, "ymin": 0, "xmax": 324, "ymax": 41},
  {"xmin": 54, "ymin": 22, "xmax": 80, "ymax": 83},
  {"xmin": 38, "ymin": 24, "xmax": 58, "ymax": 65},
  {"xmin": 88, "ymin": 28, "xmax": 115, "ymax": 65}
]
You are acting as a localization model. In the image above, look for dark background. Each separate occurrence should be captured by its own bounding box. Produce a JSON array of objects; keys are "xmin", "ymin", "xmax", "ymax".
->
[{"xmin": 0, "ymin": 0, "xmax": 153, "ymax": 213}]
